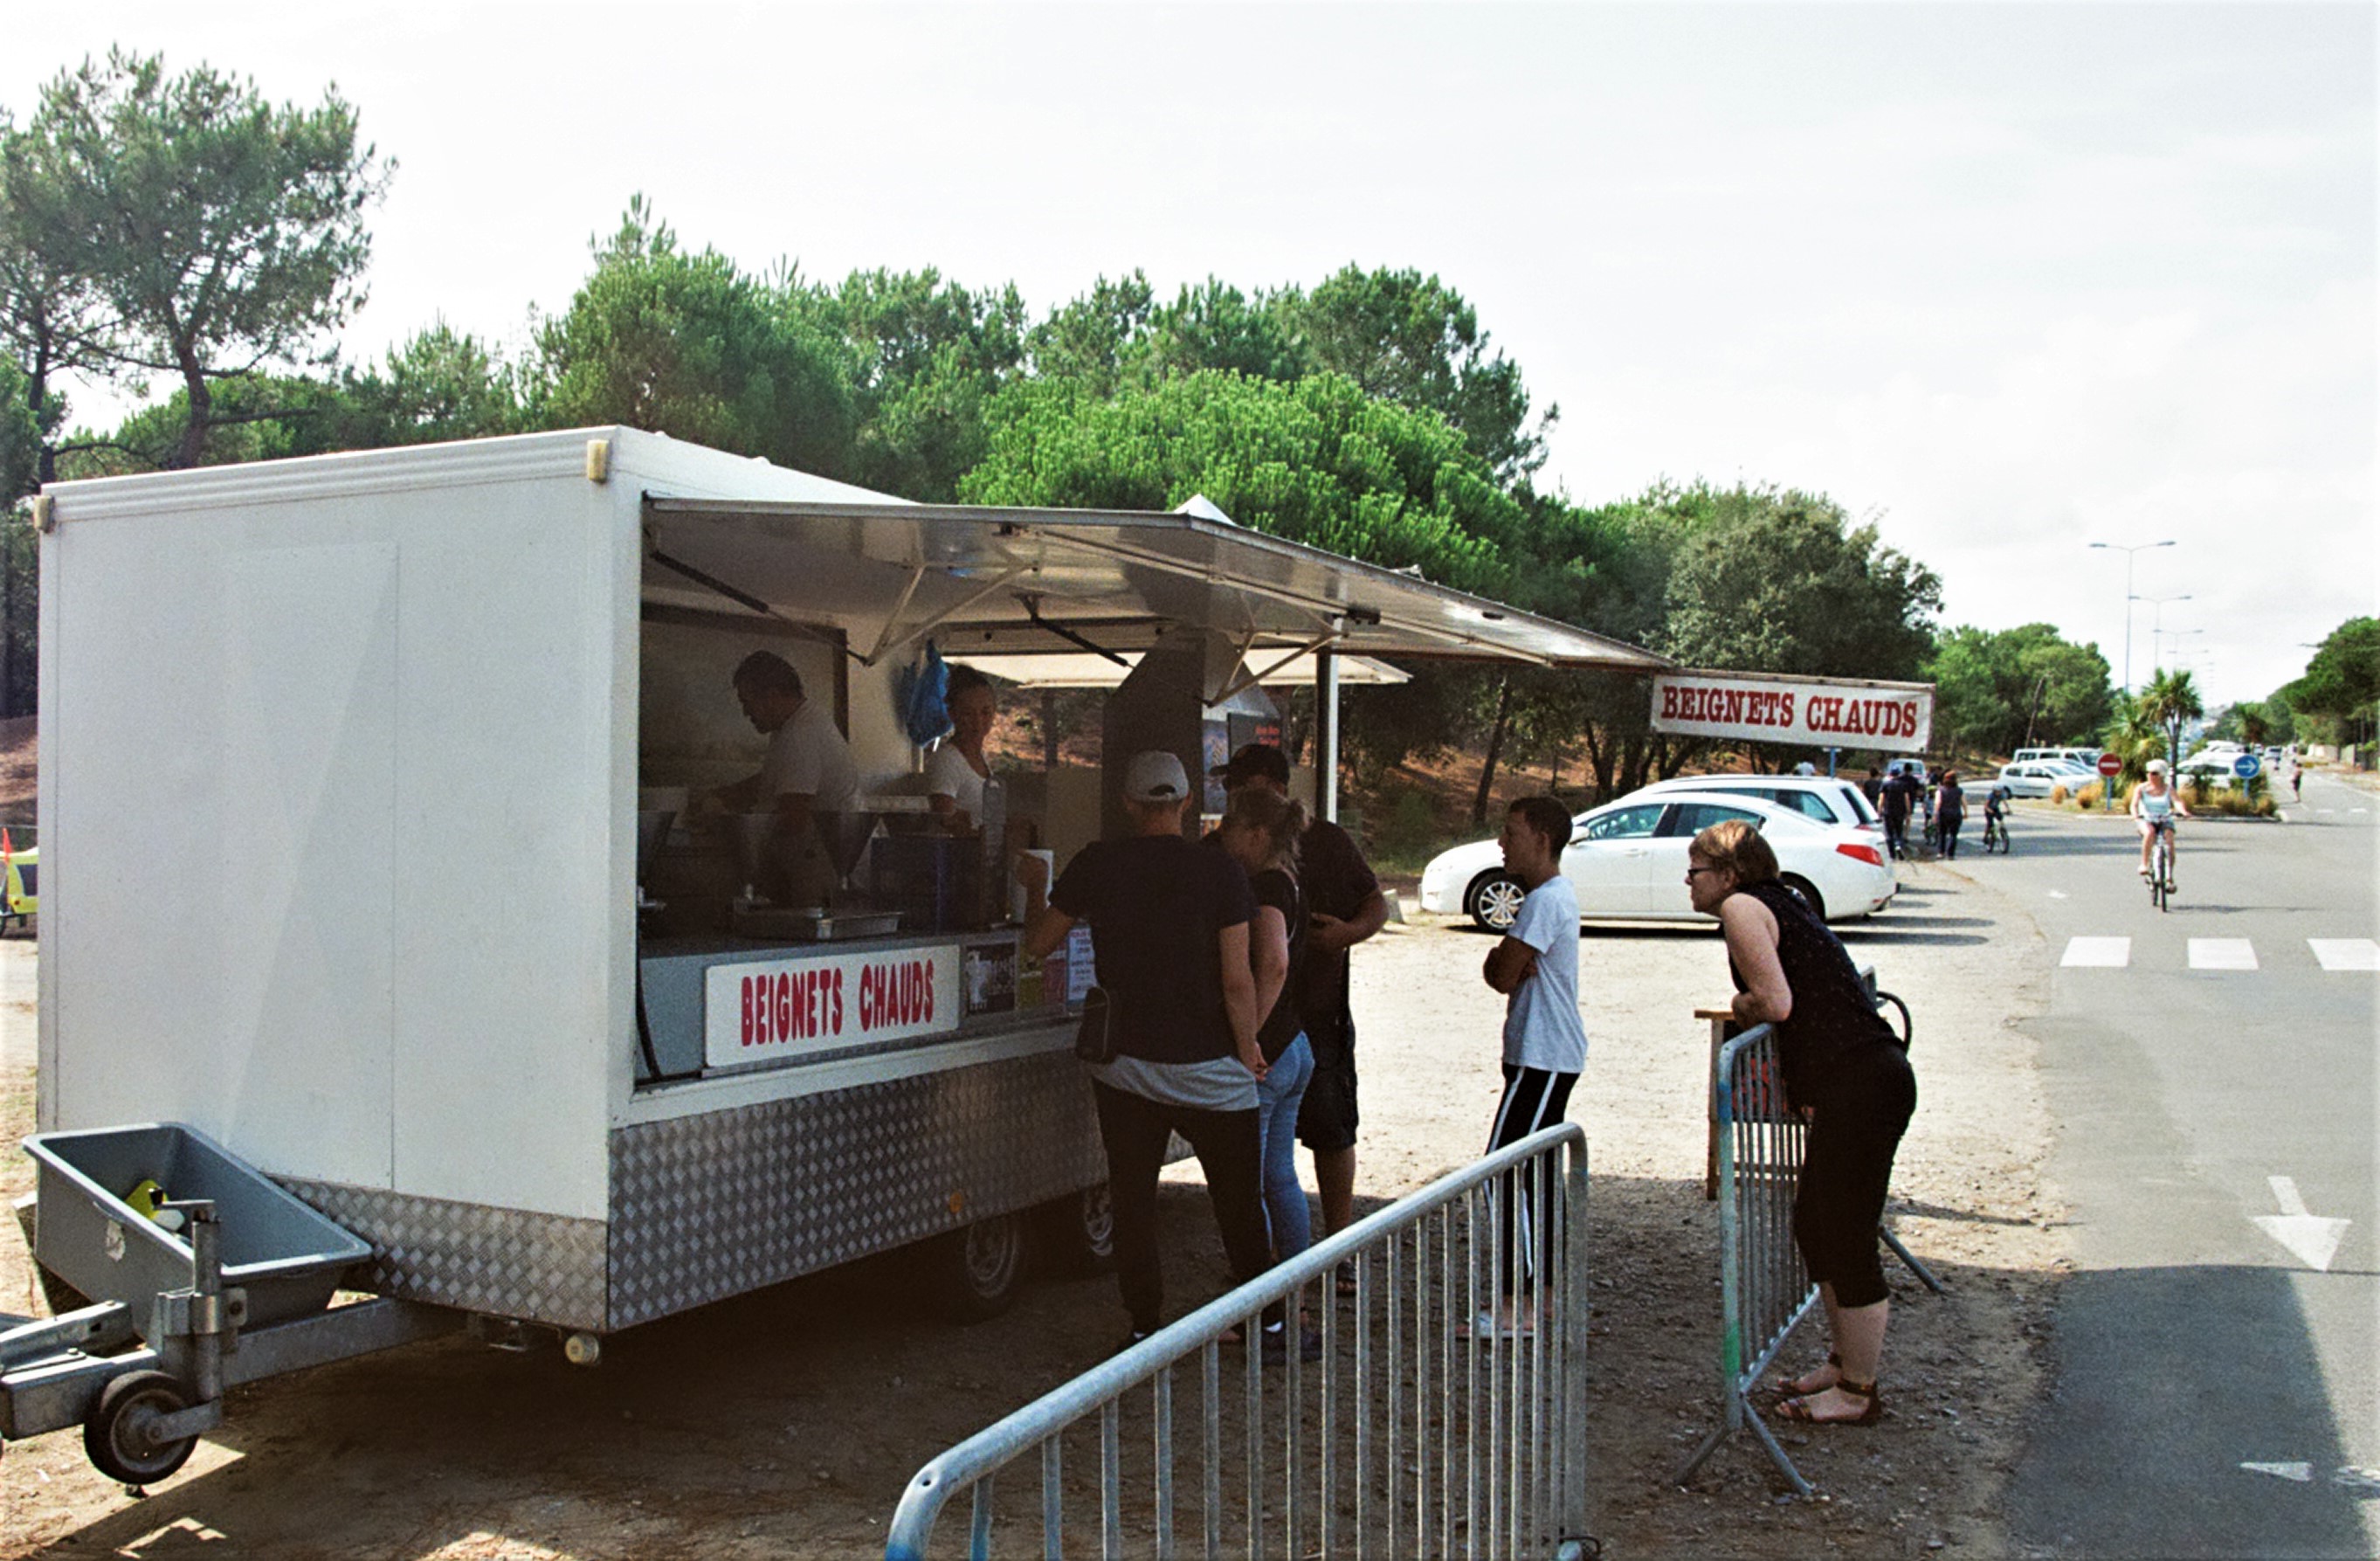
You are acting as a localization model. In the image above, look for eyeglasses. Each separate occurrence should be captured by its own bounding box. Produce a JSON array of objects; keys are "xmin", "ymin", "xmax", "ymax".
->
[{"xmin": 1684, "ymin": 867, "xmax": 1721, "ymax": 879}]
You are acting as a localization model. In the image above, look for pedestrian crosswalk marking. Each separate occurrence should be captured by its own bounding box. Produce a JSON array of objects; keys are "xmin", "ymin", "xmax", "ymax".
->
[
  {"xmin": 2056, "ymin": 936, "xmax": 2380, "ymax": 970},
  {"xmin": 2062, "ymin": 936, "xmax": 2131, "ymax": 968},
  {"xmin": 2308, "ymin": 939, "xmax": 2380, "ymax": 972},
  {"xmin": 2189, "ymin": 939, "xmax": 2258, "ymax": 970}
]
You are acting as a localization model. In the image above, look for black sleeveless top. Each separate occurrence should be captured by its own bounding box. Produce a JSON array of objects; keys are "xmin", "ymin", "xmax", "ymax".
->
[{"xmin": 1725, "ymin": 880, "xmax": 1898, "ymax": 1102}]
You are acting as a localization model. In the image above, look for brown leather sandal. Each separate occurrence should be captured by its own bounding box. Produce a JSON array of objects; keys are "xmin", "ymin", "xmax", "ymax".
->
[
  {"xmin": 1769, "ymin": 1351, "xmax": 1841, "ymax": 1397},
  {"xmin": 1776, "ymin": 1376, "xmax": 1883, "ymax": 1426}
]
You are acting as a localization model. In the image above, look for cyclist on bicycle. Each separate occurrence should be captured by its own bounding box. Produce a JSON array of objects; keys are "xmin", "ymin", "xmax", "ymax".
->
[
  {"xmin": 2129, "ymin": 758, "xmax": 2190, "ymax": 878},
  {"xmin": 1983, "ymin": 777, "xmax": 2012, "ymax": 845}
]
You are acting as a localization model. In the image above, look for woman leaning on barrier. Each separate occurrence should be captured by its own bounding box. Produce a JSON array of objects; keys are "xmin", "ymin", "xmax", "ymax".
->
[{"xmin": 1687, "ymin": 818, "xmax": 1917, "ymax": 1426}]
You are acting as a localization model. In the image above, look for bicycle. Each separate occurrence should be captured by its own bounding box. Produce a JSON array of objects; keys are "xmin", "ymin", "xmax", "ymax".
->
[
  {"xmin": 2148, "ymin": 820, "xmax": 2176, "ymax": 911},
  {"xmin": 1981, "ymin": 811, "xmax": 2009, "ymax": 854}
]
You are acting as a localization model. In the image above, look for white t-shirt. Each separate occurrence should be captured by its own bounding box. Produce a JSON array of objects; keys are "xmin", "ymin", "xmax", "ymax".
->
[
  {"xmin": 1501, "ymin": 874, "xmax": 1588, "ymax": 1074},
  {"xmin": 924, "ymin": 742, "xmax": 987, "ymax": 825},
  {"xmin": 758, "ymin": 700, "xmax": 859, "ymax": 814}
]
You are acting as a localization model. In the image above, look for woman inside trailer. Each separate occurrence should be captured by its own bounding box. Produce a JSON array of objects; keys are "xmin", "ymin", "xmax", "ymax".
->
[{"xmin": 926, "ymin": 667, "xmax": 998, "ymax": 832}]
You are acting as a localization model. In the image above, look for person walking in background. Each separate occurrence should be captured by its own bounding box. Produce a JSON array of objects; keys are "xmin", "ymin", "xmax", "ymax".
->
[
  {"xmin": 1473, "ymin": 796, "xmax": 1587, "ymax": 1338},
  {"xmin": 1879, "ymin": 766, "xmax": 1916, "ymax": 858},
  {"xmin": 1862, "ymin": 767, "xmax": 1884, "ymax": 807},
  {"xmin": 1216, "ymin": 786, "xmax": 1315, "ymax": 1267},
  {"xmin": 1687, "ymin": 818, "xmax": 1916, "ymax": 1427},
  {"xmin": 1934, "ymin": 771, "xmax": 1966, "ymax": 860},
  {"xmin": 1023, "ymin": 751, "xmax": 1287, "ymax": 1355},
  {"xmin": 1211, "ymin": 746, "xmax": 1390, "ymax": 1260}
]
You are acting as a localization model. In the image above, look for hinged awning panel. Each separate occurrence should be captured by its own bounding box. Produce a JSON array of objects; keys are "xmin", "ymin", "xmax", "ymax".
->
[{"xmin": 640, "ymin": 497, "xmax": 1668, "ymax": 672}]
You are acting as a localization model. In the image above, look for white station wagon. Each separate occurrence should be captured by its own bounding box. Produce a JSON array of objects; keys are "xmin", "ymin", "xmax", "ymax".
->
[{"xmin": 1418, "ymin": 790, "xmax": 1899, "ymax": 932}]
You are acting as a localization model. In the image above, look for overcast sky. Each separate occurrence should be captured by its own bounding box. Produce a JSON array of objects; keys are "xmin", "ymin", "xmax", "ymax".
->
[{"xmin": 9, "ymin": 2, "xmax": 2374, "ymax": 706}]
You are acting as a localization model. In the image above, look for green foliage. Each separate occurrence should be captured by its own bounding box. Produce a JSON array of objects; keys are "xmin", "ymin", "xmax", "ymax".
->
[
  {"xmin": 528, "ymin": 198, "xmax": 857, "ymax": 477},
  {"xmin": 2, "ymin": 49, "xmax": 390, "ymax": 469},
  {"xmin": 0, "ymin": 356, "xmax": 34, "ymax": 504},
  {"xmin": 2283, "ymin": 617, "xmax": 2379, "ymax": 745},
  {"xmin": 1281, "ymin": 266, "xmax": 1552, "ymax": 483},
  {"xmin": 963, "ymin": 369, "xmax": 1509, "ymax": 591},
  {"xmin": 1926, "ymin": 623, "xmax": 2113, "ymax": 757},
  {"xmin": 1661, "ymin": 485, "xmax": 1941, "ymax": 681},
  {"xmin": 824, "ymin": 267, "xmax": 1025, "ymax": 501},
  {"xmin": 1024, "ymin": 272, "xmax": 1156, "ymax": 399}
]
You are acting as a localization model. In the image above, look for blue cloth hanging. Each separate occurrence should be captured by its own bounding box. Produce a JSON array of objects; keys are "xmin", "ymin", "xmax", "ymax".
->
[{"xmin": 899, "ymin": 642, "xmax": 953, "ymax": 747}]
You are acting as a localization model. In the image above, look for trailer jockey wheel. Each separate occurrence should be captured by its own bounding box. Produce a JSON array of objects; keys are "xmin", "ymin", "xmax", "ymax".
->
[
  {"xmin": 85, "ymin": 1371, "xmax": 197, "ymax": 1485},
  {"xmin": 935, "ymin": 1211, "xmax": 1027, "ymax": 1323}
]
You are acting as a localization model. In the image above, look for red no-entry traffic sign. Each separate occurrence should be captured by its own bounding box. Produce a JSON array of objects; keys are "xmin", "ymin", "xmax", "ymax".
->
[{"xmin": 2098, "ymin": 753, "xmax": 2124, "ymax": 777}]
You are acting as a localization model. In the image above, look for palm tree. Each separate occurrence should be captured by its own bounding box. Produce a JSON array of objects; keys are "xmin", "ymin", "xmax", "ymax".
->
[
  {"xmin": 2137, "ymin": 668, "xmax": 2207, "ymax": 794},
  {"xmin": 2100, "ymin": 691, "xmax": 2163, "ymax": 808}
]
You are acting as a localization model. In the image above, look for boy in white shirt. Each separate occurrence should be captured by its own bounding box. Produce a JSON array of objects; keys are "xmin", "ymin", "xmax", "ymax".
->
[{"xmin": 1475, "ymin": 795, "xmax": 1588, "ymax": 1337}]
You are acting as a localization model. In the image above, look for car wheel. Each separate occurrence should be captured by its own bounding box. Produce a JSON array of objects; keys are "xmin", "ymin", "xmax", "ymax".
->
[
  {"xmin": 1465, "ymin": 872, "xmax": 1527, "ymax": 933},
  {"xmin": 1780, "ymin": 874, "xmax": 1826, "ymax": 922}
]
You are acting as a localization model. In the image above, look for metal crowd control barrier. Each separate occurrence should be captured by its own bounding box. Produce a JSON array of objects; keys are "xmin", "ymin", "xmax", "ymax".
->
[
  {"xmin": 1677, "ymin": 986, "xmax": 1939, "ymax": 1495},
  {"xmin": 886, "ymin": 1123, "xmax": 1590, "ymax": 1560},
  {"xmin": 1675, "ymin": 1020, "xmax": 1821, "ymax": 1495}
]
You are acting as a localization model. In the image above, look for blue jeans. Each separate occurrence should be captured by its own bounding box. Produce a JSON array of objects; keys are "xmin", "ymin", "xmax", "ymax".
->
[{"xmin": 1256, "ymin": 1033, "xmax": 1315, "ymax": 1260}]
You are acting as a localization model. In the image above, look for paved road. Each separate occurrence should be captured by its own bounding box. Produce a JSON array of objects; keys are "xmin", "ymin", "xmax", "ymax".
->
[{"xmin": 1993, "ymin": 773, "xmax": 2377, "ymax": 1558}]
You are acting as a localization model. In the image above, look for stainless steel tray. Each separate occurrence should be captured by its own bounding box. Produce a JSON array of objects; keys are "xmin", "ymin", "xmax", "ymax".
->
[{"xmin": 728, "ymin": 907, "xmax": 904, "ymax": 942}]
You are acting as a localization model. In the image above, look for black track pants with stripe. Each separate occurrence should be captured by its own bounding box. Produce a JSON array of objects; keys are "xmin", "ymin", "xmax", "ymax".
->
[{"xmin": 1486, "ymin": 1064, "xmax": 1577, "ymax": 1289}]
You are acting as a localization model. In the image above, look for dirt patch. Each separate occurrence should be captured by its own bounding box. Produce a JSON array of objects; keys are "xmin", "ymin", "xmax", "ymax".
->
[{"xmin": 0, "ymin": 860, "xmax": 2063, "ymax": 1557}]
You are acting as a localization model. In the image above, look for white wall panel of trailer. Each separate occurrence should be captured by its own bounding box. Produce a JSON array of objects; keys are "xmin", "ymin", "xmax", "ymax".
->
[{"xmin": 35, "ymin": 429, "xmax": 900, "ymax": 1227}]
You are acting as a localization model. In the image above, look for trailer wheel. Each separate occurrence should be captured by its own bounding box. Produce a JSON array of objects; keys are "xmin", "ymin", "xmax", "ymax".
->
[
  {"xmin": 935, "ymin": 1212, "xmax": 1027, "ymax": 1323},
  {"xmin": 84, "ymin": 1370, "xmax": 197, "ymax": 1485},
  {"xmin": 1038, "ymin": 1183, "xmax": 1115, "ymax": 1275}
]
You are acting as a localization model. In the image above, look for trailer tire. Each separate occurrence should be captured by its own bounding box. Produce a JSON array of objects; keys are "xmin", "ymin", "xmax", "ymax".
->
[
  {"xmin": 85, "ymin": 1370, "xmax": 197, "ymax": 1485},
  {"xmin": 935, "ymin": 1212, "xmax": 1028, "ymax": 1323},
  {"xmin": 1038, "ymin": 1183, "xmax": 1115, "ymax": 1275}
]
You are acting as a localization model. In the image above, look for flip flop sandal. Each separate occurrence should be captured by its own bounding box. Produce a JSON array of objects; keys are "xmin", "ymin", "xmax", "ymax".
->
[
  {"xmin": 1776, "ymin": 1378, "xmax": 1883, "ymax": 1426},
  {"xmin": 1768, "ymin": 1352, "xmax": 1841, "ymax": 1398},
  {"xmin": 1455, "ymin": 1309, "xmax": 1536, "ymax": 1343}
]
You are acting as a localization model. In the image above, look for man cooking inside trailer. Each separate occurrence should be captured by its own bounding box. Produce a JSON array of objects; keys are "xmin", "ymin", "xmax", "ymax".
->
[{"xmin": 712, "ymin": 650, "xmax": 860, "ymax": 907}]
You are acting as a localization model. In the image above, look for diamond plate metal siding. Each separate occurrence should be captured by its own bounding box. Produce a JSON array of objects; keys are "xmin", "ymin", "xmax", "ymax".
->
[
  {"xmin": 607, "ymin": 1047, "xmax": 1104, "ymax": 1329},
  {"xmin": 279, "ymin": 1178, "xmax": 609, "ymax": 1332}
]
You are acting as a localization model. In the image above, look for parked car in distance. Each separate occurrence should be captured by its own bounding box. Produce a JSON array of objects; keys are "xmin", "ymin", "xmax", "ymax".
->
[
  {"xmin": 1996, "ymin": 761, "xmax": 2079, "ymax": 798},
  {"xmin": 1619, "ymin": 772, "xmax": 1886, "ymax": 837},
  {"xmin": 1418, "ymin": 790, "xmax": 1897, "ymax": 932}
]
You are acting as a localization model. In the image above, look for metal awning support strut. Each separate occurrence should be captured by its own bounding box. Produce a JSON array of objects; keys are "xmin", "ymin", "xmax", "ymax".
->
[
  {"xmin": 861, "ymin": 563, "xmax": 1031, "ymax": 667},
  {"xmin": 1020, "ymin": 596, "xmax": 1133, "ymax": 668},
  {"xmin": 646, "ymin": 547, "xmax": 863, "ymax": 660},
  {"xmin": 1210, "ymin": 625, "xmax": 1349, "ymax": 707}
]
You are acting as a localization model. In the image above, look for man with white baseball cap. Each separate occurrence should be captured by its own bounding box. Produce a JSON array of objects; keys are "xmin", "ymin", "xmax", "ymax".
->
[{"xmin": 1026, "ymin": 751, "xmax": 1297, "ymax": 1356}]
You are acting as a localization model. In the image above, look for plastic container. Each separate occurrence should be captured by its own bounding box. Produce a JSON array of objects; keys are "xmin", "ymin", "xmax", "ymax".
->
[{"xmin": 25, "ymin": 1122, "xmax": 371, "ymax": 1330}]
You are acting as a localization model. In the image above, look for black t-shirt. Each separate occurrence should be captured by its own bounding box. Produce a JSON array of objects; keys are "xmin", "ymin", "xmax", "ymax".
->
[
  {"xmin": 1295, "ymin": 818, "xmax": 1379, "ymax": 1033},
  {"xmin": 1052, "ymin": 835, "xmax": 1254, "ymax": 1065},
  {"xmin": 1249, "ymin": 867, "xmax": 1308, "ymax": 1063}
]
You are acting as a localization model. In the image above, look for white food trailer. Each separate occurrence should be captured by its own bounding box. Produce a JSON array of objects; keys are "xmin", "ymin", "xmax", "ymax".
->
[{"xmin": 3, "ymin": 427, "xmax": 1662, "ymax": 1478}]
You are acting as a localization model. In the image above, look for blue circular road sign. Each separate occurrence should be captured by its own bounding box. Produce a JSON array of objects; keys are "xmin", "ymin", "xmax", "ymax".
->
[{"xmin": 2232, "ymin": 753, "xmax": 2262, "ymax": 778}]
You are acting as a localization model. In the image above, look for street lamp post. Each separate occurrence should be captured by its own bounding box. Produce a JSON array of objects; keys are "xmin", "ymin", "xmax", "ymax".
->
[
  {"xmin": 2090, "ymin": 539, "xmax": 2176, "ymax": 694},
  {"xmin": 2136, "ymin": 594, "xmax": 2194, "ymax": 668},
  {"xmin": 2154, "ymin": 625, "xmax": 2204, "ymax": 670}
]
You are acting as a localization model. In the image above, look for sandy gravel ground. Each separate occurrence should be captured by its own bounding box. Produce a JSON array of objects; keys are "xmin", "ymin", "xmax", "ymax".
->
[{"xmin": 0, "ymin": 858, "xmax": 2064, "ymax": 1558}]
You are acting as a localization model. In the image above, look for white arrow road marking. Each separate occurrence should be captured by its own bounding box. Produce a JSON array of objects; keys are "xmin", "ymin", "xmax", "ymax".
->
[
  {"xmin": 2308, "ymin": 938, "xmax": 2380, "ymax": 971},
  {"xmin": 2252, "ymin": 1177, "xmax": 2350, "ymax": 1272},
  {"xmin": 2241, "ymin": 1461, "xmax": 2314, "ymax": 1482},
  {"xmin": 2189, "ymin": 938, "xmax": 2258, "ymax": 970},
  {"xmin": 2061, "ymin": 936, "xmax": 2130, "ymax": 968}
]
